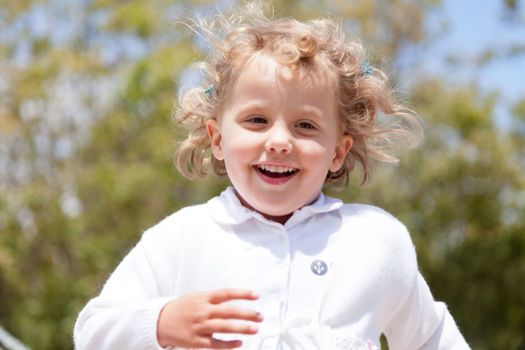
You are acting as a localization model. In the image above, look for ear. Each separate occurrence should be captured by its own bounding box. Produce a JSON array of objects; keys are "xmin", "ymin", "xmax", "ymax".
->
[
  {"xmin": 330, "ymin": 135, "xmax": 353, "ymax": 172},
  {"xmin": 206, "ymin": 119, "xmax": 224, "ymax": 161}
]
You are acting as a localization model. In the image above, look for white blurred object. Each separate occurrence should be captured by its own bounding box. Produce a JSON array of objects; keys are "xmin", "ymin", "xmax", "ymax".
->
[{"xmin": 0, "ymin": 326, "xmax": 30, "ymax": 350}]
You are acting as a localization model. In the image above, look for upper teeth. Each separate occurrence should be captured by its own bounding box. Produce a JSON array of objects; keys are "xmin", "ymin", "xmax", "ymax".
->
[{"xmin": 259, "ymin": 165, "xmax": 296, "ymax": 173}]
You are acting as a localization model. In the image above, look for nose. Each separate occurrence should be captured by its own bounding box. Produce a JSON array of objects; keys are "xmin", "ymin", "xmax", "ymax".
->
[{"xmin": 265, "ymin": 122, "xmax": 293, "ymax": 154}]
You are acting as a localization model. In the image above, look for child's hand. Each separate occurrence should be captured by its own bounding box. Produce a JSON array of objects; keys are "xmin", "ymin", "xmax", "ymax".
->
[{"xmin": 157, "ymin": 288, "xmax": 263, "ymax": 349}]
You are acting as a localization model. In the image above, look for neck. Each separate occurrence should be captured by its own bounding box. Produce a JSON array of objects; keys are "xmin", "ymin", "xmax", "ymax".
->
[{"xmin": 233, "ymin": 189, "xmax": 293, "ymax": 225}]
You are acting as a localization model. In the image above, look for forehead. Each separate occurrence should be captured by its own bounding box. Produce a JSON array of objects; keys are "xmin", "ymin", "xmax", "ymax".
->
[
  {"xmin": 240, "ymin": 53, "xmax": 335, "ymax": 89},
  {"xmin": 227, "ymin": 53, "xmax": 337, "ymax": 109}
]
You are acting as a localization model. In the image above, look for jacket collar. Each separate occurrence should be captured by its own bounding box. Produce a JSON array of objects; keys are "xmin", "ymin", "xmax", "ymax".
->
[{"xmin": 207, "ymin": 186, "xmax": 343, "ymax": 227}]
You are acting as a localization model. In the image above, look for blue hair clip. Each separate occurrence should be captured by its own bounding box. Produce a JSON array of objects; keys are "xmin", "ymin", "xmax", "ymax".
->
[
  {"xmin": 204, "ymin": 84, "xmax": 215, "ymax": 97},
  {"xmin": 360, "ymin": 60, "xmax": 373, "ymax": 77}
]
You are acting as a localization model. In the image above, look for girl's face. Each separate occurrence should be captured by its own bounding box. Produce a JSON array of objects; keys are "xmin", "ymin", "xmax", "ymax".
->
[{"xmin": 207, "ymin": 54, "xmax": 352, "ymax": 224}]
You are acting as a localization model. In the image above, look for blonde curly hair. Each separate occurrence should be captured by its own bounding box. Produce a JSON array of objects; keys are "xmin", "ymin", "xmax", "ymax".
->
[{"xmin": 174, "ymin": 1, "xmax": 421, "ymax": 186}]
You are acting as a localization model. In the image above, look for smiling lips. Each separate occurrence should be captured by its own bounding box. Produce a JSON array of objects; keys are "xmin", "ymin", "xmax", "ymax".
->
[{"xmin": 255, "ymin": 164, "xmax": 298, "ymax": 184}]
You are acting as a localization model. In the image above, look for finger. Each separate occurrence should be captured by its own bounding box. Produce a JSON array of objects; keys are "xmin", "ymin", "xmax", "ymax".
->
[
  {"xmin": 200, "ymin": 319, "xmax": 259, "ymax": 335},
  {"xmin": 210, "ymin": 305, "xmax": 263, "ymax": 322},
  {"xmin": 208, "ymin": 288, "xmax": 259, "ymax": 304},
  {"xmin": 202, "ymin": 337, "xmax": 243, "ymax": 349}
]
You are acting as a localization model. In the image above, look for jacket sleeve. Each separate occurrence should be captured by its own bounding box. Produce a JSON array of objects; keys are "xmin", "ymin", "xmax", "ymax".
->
[
  {"xmin": 73, "ymin": 234, "xmax": 174, "ymax": 350},
  {"xmin": 383, "ymin": 270, "xmax": 471, "ymax": 350}
]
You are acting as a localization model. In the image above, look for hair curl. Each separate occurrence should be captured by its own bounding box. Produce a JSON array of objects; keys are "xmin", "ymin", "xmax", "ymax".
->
[{"xmin": 174, "ymin": 1, "xmax": 422, "ymax": 186}]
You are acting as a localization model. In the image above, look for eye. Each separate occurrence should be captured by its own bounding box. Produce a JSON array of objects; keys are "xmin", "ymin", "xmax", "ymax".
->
[
  {"xmin": 246, "ymin": 115, "xmax": 267, "ymax": 124},
  {"xmin": 296, "ymin": 121, "xmax": 316, "ymax": 130}
]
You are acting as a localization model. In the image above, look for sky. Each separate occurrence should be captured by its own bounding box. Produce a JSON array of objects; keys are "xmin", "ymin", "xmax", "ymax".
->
[{"xmin": 405, "ymin": 0, "xmax": 525, "ymax": 129}]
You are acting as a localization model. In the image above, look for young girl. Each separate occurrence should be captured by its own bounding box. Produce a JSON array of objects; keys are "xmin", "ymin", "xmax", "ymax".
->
[{"xmin": 74, "ymin": 3, "xmax": 470, "ymax": 350}]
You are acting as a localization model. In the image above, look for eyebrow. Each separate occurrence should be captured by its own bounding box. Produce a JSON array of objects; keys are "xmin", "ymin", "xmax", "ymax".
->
[
  {"xmin": 297, "ymin": 106, "xmax": 325, "ymax": 121},
  {"xmin": 232, "ymin": 101, "xmax": 267, "ymax": 116}
]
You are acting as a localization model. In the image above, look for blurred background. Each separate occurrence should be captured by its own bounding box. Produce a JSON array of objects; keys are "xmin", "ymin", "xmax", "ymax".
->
[{"xmin": 0, "ymin": 0, "xmax": 524, "ymax": 349}]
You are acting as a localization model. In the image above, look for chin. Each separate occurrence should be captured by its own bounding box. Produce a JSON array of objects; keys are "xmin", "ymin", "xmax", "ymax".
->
[{"xmin": 234, "ymin": 188, "xmax": 304, "ymax": 217}]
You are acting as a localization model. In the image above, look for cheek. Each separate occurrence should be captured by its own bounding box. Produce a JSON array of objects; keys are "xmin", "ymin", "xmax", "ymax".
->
[
  {"xmin": 297, "ymin": 139, "xmax": 336, "ymax": 163},
  {"xmin": 221, "ymin": 131, "xmax": 260, "ymax": 163}
]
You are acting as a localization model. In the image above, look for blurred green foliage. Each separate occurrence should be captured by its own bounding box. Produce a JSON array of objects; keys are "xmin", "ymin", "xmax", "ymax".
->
[{"xmin": 0, "ymin": 1, "xmax": 524, "ymax": 349}]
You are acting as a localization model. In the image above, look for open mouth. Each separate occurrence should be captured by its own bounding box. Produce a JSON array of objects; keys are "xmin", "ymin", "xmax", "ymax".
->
[{"xmin": 255, "ymin": 164, "xmax": 299, "ymax": 178}]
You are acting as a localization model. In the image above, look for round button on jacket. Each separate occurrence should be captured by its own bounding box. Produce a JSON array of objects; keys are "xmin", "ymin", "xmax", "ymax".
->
[{"xmin": 311, "ymin": 260, "xmax": 328, "ymax": 276}]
